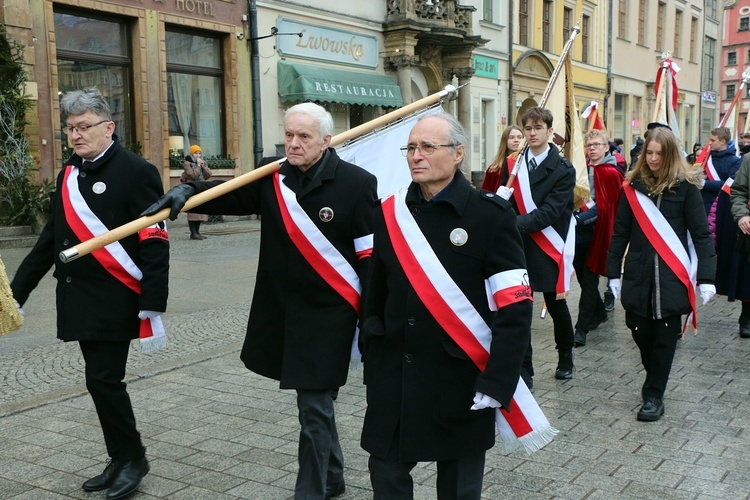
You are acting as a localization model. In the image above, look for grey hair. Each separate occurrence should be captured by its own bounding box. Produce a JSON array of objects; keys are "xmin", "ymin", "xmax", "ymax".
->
[
  {"xmin": 417, "ymin": 112, "xmax": 468, "ymax": 166},
  {"xmin": 60, "ymin": 88, "xmax": 112, "ymax": 120},
  {"xmin": 284, "ymin": 102, "xmax": 334, "ymax": 142}
]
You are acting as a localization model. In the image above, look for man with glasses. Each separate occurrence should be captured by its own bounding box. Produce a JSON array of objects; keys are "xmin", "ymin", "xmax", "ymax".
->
[
  {"xmin": 572, "ymin": 130, "xmax": 624, "ymax": 347},
  {"xmin": 360, "ymin": 113, "xmax": 532, "ymax": 499},
  {"xmin": 11, "ymin": 88, "xmax": 169, "ymax": 499},
  {"xmin": 497, "ymin": 107, "xmax": 576, "ymax": 388},
  {"xmin": 142, "ymin": 102, "xmax": 377, "ymax": 499}
]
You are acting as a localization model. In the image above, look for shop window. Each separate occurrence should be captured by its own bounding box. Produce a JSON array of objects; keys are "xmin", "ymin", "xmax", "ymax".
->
[
  {"xmin": 54, "ymin": 10, "xmax": 133, "ymax": 151},
  {"xmin": 166, "ymin": 29, "xmax": 224, "ymax": 158}
]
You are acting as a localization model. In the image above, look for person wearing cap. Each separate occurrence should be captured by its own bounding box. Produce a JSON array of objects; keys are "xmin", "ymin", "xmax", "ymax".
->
[
  {"xmin": 182, "ymin": 145, "xmax": 212, "ymax": 240},
  {"xmin": 142, "ymin": 102, "xmax": 377, "ymax": 499}
]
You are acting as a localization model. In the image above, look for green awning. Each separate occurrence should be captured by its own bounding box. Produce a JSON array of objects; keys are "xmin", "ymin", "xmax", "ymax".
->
[{"xmin": 277, "ymin": 61, "xmax": 403, "ymax": 108}]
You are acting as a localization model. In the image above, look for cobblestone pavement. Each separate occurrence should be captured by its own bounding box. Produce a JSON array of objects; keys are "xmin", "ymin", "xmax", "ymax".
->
[{"xmin": 1, "ymin": 216, "xmax": 750, "ymax": 499}]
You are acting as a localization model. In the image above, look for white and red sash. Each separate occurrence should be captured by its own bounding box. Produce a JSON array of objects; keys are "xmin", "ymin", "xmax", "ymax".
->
[
  {"xmin": 623, "ymin": 181, "xmax": 698, "ymax": 332},
  {"xmin": 381, "ymin": 188, "xmax": 557, "ymax": 454},
  {"xmin": 273, "ymin": 172, "xmax": 367, "ymax": 312},
  {"xmin": 61, "ymin": 165, "xmax": 167, "ymax": 352},
  {"xmin": 704, "ymin": 155, "xmax": 719, "ymax": 182},
  {"xmin": 509, "ymin": 154, "xmax": 576, "ymax": 295}
]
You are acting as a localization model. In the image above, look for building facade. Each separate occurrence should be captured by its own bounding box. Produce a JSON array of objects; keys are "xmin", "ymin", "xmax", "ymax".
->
[
  {"xmin": 612, "ymin": 0, "xmax": 717, "ymax": 154},
  {"xmin": 511, "ymin": 0, "xmax": 609, "ymax": 137},
  {"xmin": 2, "ymin": 0, "xmax": 253, "ymax": 187},
  {"xmin": 721, "ymin": 1, "xmax": 750, "ymax": 130}
]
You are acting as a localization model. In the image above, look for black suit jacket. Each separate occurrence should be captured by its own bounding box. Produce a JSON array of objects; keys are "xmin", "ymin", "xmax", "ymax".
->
[{"xmin": 502, "ymin": 145, "xmax": 576, "ymax": 292}]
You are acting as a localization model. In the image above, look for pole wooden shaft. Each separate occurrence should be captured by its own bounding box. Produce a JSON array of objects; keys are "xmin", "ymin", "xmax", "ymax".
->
[{"xmin": 60, "ymin": 85, "xmax": 458, "ymax": 263}]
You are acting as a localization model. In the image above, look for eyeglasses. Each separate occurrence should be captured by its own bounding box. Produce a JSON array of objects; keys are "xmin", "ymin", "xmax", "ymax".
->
[
  {"xmin": 64, "ymin": 120, "xmax": 110, "ymax": 135},
  {"xmin": 400, "ymin": 143, "xmax": 456, "ymax": 157},
  {"xmin": 586, "ymin": 142, "xmax": 605, "ymax": 148}
]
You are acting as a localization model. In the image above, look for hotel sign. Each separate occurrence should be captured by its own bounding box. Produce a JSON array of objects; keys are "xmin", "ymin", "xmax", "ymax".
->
[{"xmin": 275, "ymin": 18, "xmax": 379, "ymax": 69}]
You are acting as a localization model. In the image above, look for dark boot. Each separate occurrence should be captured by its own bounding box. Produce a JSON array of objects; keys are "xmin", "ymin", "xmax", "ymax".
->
[
  {"xmin": 106, "ymin": 457, "xmax": 149, "ymax": 499},
  {"xmin": 82, "ymin": 460, "xmax": 123, "ymax": 492},
  {"xmin": 637, "ymin": 397, "xmax": 664, "ymax": 421},
  {"xmin": 740, "ymin": 319, "xmax": 750, "ymax": 338},
  {"xmin": 573, "ymin": 330, "xmax": 587, "ymax": 347},
  {"xmin": 554, "ymin": 351, "xmax": 574, "ymax": 380}
]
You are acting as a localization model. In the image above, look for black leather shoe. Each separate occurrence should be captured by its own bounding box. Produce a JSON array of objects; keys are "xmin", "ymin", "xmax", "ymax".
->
[
  {"xmin": 555, "ymin": 351, "xmax": 574, "ymax": 380},
  {"xmin": 106, "ymin": 457, "xmax": 149, "ymax": 499},
  {"xmin": 603, "ymin": 289, "xmax": 615, "ymax": 311},
  {"xmin": 740, "ymin": 320, "xmax": 750, "ymax": 338},
  {"xmin": 637, "ymin": 397, "xmax": 664, "ymax": 422},
  {"xmin": 573, "ymin": 330, "xmax": 587, "ymax": 347},
  {"xmin": 326, "ymin": 481, "xmax": 346, "ymax": 499},
  {"xmin": 82, "ymin": 460, "xmax": 123, "ymax": 492}
]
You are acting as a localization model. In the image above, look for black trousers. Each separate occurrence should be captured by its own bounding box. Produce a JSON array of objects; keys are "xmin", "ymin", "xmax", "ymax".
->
[
  {"xmin": 573, "ymin": 243, "xmax": 606, "ymax": 332},
  {"xmin": 626, "ymin": 312, "xmax": 680, "ymax": 400},
  {"xmin": 523, "ymin": 291, "xmax": 574, "ymax": 376},
  {"xmin": 295, "ymin": 389, "xmax": 344, "ymax": 499},
  {"xmin": 79, "ymin": 340, "xmax": 145, "ymax": 462},
  {"xmin": 368, "ymin": 430, "xmax": 485, "ymax": 500}
]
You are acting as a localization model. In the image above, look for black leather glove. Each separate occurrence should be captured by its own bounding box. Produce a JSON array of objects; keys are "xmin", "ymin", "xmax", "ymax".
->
[{"xmin": 140, "ymin": 183, "xmax": 195, "ymax": 221}]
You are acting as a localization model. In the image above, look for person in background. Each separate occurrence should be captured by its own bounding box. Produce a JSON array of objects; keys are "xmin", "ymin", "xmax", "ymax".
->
[
  {"xmin": 142, "ymin": 102, "xmax": 377, "ymax": 500},
  {"xmin": 498, "ymin": 107, "xmax": 576, "ymax": 388},
  {"xmin": 361, "ymin": 113, "xmax": 532, "ymax": 500},
  {"xmin": 614, "ymin": 137, "xmax": 625, "ymax": 154},
  {"xmin": 11, "ymin": 88, "xmax": 169, "ymax": 499},
  {"xmin": 723, "ymin": 153, "xmax": 750, "ymax": 338},
  {"xmin": 686, "ymin": 142, "xmax": 702, "ymax": 165},
  {"xmin": 739, "ymin": 133, "xmax": 750, "ymax": 156},
  {"xmin": 572, "ymin": 129, "xmax": 623, "ymax": 347},
  {"xmin": 183, "ymin": 145, "xmax": 212, "ymax": 240},
  {"xmin": 481, "ymin": 125, "xmax": 523, "ymax": 193},
  {"xmin": 607, "ymin": 127, "xmax": 716, "ymax": 422},
  {"xmin": 630, "ymin": 137, "xmax": 644, "ymax": 170},
  {"xmin": 609, "ymin": 141, "xmax": 627, "ymax": 175},
  {"xmin": 700, "ymin": 127, "xmax": 741, "ymax": 216}
]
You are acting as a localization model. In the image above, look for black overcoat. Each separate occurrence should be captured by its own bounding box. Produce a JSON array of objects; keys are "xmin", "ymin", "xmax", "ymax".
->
[
  {"xmin": 502, "ymin": 145, "xmax": 576, "ymax": 292},
  {"xmin": 11, "ymin": 138, "xmax": 169, "ymax": 341},
  {"xmin": 192, "ymin": 149, "xmax": 377, "ymax": 389},
  {"xmin": 360, "ymin": 173, "xmax": 532, "ymax": 462},
  {"xmin": 606, "ymin": 179, "xmax": 716, "ymax": 318}
]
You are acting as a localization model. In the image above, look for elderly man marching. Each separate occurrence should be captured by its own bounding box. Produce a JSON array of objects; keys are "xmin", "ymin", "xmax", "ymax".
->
[
  {"xmin": 360, "ymin": 113, "xmax": 554, "ymax": 499},
  {"xmin": 143, "ymin": 102, "xmax": 377, "ymax": 499}
]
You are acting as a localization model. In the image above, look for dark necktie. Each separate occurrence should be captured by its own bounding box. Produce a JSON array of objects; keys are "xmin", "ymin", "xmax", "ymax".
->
[{"xmin": 528, "ymin": 157, "xmax": 538, "ymax": 172}]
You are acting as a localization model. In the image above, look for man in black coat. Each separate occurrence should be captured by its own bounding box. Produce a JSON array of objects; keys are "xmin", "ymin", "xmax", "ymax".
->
[
  {"xmin": 499, "ymin": 107, "xmax": 577, "ymax": 387},
  {"xmin": 143, "ymin": 102, "xmax": 377, "ymax": 499},
  {"xmin": 11, "ymin": 88, "xmax": 169, "ymax": 499},
  {"xmin": 360, "ymin": 114, "xmax": 532, "ymax": 499}
]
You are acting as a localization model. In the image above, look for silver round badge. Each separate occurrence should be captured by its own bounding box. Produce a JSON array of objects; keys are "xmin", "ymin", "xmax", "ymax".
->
[
  {"xmin": 319, "ymin": 207, "xmax": 334, "ymax": 222},
  {"xmin": 450, "ymin": 228, "xmax": 468, "ymax": 246},
  {"xmin": 92, "ymin": 182, "xmax": 107, "ymax": 194}
]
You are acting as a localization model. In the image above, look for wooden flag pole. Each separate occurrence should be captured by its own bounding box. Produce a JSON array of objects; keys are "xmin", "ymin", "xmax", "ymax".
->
[
  {"xmin": 651, "ymin": 53, "xmax": 672, "ymax": 124},
  {"xmin": 60, "ymin": 85, "xmax": 459, "ymax": 263},
  {"xmin": 505, "ymin": 21, "xmax": 581, "ymax": 189}
]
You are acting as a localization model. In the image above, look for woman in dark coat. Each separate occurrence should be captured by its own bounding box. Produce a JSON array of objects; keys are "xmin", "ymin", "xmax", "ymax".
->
[{"xmin": 607, "ymin": 128, "xmax": 716, "ymax": 422}]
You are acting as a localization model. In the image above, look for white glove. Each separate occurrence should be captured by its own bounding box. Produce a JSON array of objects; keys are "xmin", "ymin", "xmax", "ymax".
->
[
  {"xmin": 609, "ymin": 279, "xmax": 621, "ymax": 300},
  {"xmin": 470, "ymin": 391, "xmax": 501, "ymax": 411},
  {"xmin": 15, "ymin": 301, "xmax": 24, "ymax": 317},
  {"xmin": 700, "ymin": 178, "xmax": 706, "ymax": 188},
  {"xmin": 699, "ymin": 284, "xmax": 716, "ymax": 305},
  {"xmin": 496, "ymin": 186, "xmax": 514, "ymax": 200},
  {"xmin": 138, "ymin": 310, "xmax": 162, "ymax": 320}
]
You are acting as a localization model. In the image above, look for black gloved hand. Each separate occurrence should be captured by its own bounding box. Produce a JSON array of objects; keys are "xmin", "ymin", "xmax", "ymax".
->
[{"xmin": 140, "ymin": 184, "xmax": 195, "ymax": 221}]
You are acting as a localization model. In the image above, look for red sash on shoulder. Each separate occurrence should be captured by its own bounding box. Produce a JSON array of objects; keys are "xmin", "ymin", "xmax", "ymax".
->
[
  {"xmin": 704, "ymin": 155, "xmax": 719, "ymax": 182},
  {"xmin": 509, "ymin": 155, "xmax": 575, "ymax": 294},
  {"xmin": 623, "ymin": 181, "xmax": 698, "ymax": 331},
  {"xmin": 61, "ymin": 165, "xmax": 167, "ymax": 351},
  {"xmin": 381, "ymin": 189, "xmax": 557, "ymax": 454},
  {"xmin": 272, "ymin": 172, "xmax": 367, "ymax": 313}
]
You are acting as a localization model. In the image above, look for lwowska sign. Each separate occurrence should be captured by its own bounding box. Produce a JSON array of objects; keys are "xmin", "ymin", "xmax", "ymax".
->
[{"xmin": 275, "ymin": 18, "xmax": 379, "ymax": 69}]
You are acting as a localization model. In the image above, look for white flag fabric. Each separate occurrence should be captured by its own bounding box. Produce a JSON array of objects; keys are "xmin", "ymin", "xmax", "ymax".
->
[
  {"xmin": 337, "ymin": 106, "xmax": 444, "ymax": 198},
  {"xmin": 654, "ymin": 61, "xmax": 686, "ymax": 156}
]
